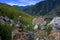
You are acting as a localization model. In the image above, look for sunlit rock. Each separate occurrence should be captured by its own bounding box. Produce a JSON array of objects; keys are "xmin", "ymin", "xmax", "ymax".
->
[
  {"xmin": 32, "ymin": 16, "xmax": 46, "ymax": 26},
  {"xmin": 36, "ymin": 38, "xmax": 39, "ymax": 40},
  {"xmin": 4, "ymin": 16, "xmax": 9, "ymax": 22},
  {"xmin": 34, "ymin": 24, "xmax": 38, "ymax": 30},
  {"xmin": 48, "ymin": 17, "xmax": 60, "ymax": 28},
  {"xmin": 10, "ymin": 19, "xmax": 15, "ymax": 26},
  {"xmin": 49, "ymin": 31, "xmax": 60, "ymax": 40}
]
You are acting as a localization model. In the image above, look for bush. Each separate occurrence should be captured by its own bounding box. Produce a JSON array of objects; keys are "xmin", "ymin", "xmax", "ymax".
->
[
  {"xmin": 45, "ymin": 25, "xmax": 52, "ymax": 35},
  {"xmin": 0, "ymin": 23, "xmax": 12, "ymax": 40},
  {"xmin": 25, "ymin": 24, "xmax": 34, "ymax": 32}
]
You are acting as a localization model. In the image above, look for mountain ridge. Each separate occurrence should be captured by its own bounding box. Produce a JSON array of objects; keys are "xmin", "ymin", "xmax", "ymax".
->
[{"xmin": 13, "ymin": 0, "xmax": 60, "ymax": 16}]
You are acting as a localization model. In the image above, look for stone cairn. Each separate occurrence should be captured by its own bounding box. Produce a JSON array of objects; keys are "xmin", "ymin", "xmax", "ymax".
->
[{"xmin": 12, "ymin": 16, "xmax": 36, "ymax": 40}]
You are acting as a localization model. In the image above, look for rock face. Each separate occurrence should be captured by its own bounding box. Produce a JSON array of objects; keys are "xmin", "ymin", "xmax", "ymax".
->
[
  {"xmin": 49, "ymin": 17, "xmax": 60, "ymax": 28},
  {"xmin": 32, "ymin": 16, "xmax": 47, "ymax": 39},
  {"xmin": 0, "ymin": 16, "xmax": 15, "ymax": 26},
  {"xmin": 32, "ymin": 16, "xmax": 46, "ymax": 26},
  {"xmin": 49, "ymin": 17, "xmax": 60, "ymax": 40},
  {"xmin": 49, "ymin": 32, "xmax": 60, "ymax": 40},
  {"xmin": 12, "ymin": 29, "xmax": 31, "ymax": 40},
  {"xmin": 12, "ymin": 28, "xmax": 36, "ymax": 40}
]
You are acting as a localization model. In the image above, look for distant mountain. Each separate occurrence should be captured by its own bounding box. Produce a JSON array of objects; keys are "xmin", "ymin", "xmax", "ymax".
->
[
  {"xmin": 13, "ymin": 0, "xmax": 60, "ymax": 16},
  {"xmin": 13, "ymin": 5, "xmax": 34, "ymax": 11},
  {"xmin": 13, "ymin": 5, "xmax": 27, "ymax": 10},
  {"xmin": 0, "ymin": 3, "xmax": 34, "ymax": 25}
]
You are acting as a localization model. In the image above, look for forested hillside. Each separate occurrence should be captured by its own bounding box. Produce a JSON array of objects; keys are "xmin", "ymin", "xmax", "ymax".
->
[{"xmin": 13, "ymin": 0, "xmax": 60, "ymax": 16}]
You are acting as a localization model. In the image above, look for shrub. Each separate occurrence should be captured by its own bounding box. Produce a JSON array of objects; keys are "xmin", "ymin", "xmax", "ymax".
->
[
  {"xmin": 0, "ymin": 23, "xmax": 12, "ymax": 40},
  {"xmin": 45, "ymin": 25, "xmax": 52, "ymax": 35}
]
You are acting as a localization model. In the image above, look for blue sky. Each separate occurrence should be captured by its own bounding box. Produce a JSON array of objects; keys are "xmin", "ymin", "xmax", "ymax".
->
[{"xmin": 0, "ymin": 0, "xmax": 44, "ymax": 6}]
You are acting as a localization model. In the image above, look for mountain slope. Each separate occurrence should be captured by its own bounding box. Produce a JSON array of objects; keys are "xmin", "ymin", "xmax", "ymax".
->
[
  {"xmin": 14, "ymin": 0, "xmax": 60, "ymax": 16},
  {"xmin": 25, "ymin": 0, "xmax": 60, "ymax": 16},
  {"xmin": 45, "ymin": 5, "xmax": 60, "ymax": 17},
  {"xmin": 0, "ymin": 3, "xmax": 34, "ymax": 25}
]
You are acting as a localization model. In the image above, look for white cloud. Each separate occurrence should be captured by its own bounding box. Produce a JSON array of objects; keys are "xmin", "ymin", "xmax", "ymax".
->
[
  {"xmin": 1, "ymin": 0, "xmax": 44, "ymax": 6},
  {"xmin": 7, "ymin": 2, "xmax": 28, "ymax": 6}
]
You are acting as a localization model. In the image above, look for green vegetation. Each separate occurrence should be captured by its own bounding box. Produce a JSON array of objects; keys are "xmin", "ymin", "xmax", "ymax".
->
[
  {"xmin": 25, "ymin": 24, "xmax": 34, "ymax": 32},
  {"xmin": 46, "ymin": 25, "xmax": 52, "ymax": 35},
  {"xmin": 0, "ymin": 1, "xmax": 60, "ymax": 40},
  {"xmin": 0, "ymin": 3, "xmax": 34, "ymax": 25},
  {"xmin": 0, "ymin": 23, "xmax": 12, "ymax": 40},
  {"xmin": 0, "ymin": 3, "xmax": 34, "ymax": 40}
]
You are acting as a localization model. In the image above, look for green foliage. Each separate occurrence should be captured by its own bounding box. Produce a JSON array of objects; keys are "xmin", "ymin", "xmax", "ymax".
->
[
  {"xmin": 0, "ymin": 3, "xmax": 34, "ymax": 40},
  {"xmin": 0, "ymin": 3, "xmax": 34, "ymax": 25},
  {"xmin": 45, "ymin": 25, "xmax": 52, "ymax": 35},
  {"xmin": 0, "ymin": 23, "xmax": 12, "ymax": 40},
  {"xmin": 45, "ymin": 18, "xmax": 52, "ymax": 23},
  {"xmin": 25, "ymin": 24, "xmax": 34, "ymax": 32}
]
